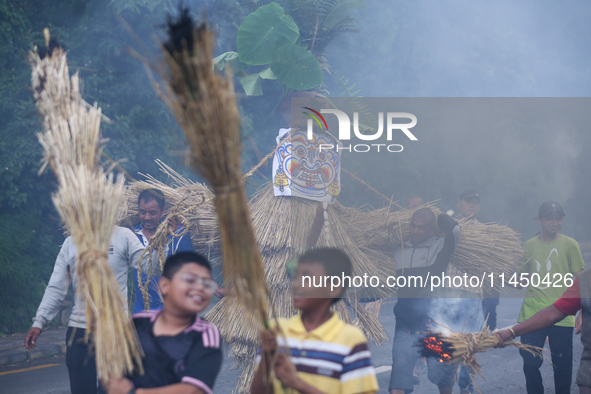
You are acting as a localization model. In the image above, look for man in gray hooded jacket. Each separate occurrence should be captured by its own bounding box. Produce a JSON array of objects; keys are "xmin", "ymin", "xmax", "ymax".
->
[{"xmin": 25, "ymin": 225, "xmax": 161, "ymax": 394}]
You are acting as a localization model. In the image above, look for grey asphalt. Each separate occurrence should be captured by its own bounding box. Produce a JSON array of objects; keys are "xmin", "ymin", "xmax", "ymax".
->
[{"xmin": 0, "ymin": 290, "xmax": 584, "ymax": 393}]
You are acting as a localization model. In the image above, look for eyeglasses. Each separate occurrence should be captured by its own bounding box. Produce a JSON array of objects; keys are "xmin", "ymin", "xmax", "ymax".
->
[{"xmin": 178, "ymin": 273, "xmax": 218, "ymax": 294}]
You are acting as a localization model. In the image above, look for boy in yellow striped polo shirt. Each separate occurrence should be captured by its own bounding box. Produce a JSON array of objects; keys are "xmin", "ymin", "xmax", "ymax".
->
[{"xmin": 251, "ymin": 248, "xmax": 379, "ymax": 394}]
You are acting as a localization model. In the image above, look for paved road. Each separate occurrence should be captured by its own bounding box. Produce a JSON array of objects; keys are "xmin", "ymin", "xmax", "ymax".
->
[
  {"xmin": 0, "ymin": 290, "xmax": 583, "ymax": 393},
  {"xmin": 0, "ymin": 356, "xmax": 69, "ymax": 394}
]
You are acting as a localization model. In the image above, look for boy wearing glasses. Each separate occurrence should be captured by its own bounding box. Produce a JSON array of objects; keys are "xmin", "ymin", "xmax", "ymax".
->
[
  {"xmin": 251, "ymin": 248, "xmax": 379, "ymax": 394},
  {"xmin": 107, "ymin": 252, "xmax": 222, "ymax": 394}
]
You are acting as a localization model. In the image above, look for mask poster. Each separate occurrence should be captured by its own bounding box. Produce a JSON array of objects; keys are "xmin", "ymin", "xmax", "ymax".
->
[{"xmin": 272, "ymin": 128, "xmax": 342, "ymax": 204}]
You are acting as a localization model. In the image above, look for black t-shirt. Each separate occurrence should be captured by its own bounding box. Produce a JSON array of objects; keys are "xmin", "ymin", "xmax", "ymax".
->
[{"xmin": 130, "ymin": 310, "xmax": 222, "ymax": 393}]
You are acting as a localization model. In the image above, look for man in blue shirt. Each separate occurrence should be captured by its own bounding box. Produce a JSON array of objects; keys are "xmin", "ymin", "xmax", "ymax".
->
[{"xmin": 132, "ymin": 188, "xmax": 194, "ymax": 313}]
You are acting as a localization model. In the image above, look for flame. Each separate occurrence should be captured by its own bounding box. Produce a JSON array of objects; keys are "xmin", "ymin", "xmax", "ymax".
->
[{"xmin": 422, "ymin": 335, "xmax": 452, "ymax": 363}]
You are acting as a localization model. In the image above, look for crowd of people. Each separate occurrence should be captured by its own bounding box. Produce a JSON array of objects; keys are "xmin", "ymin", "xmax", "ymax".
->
[{"xmin": 22, "ymin": 188, "xmax": 590, "ymax": 394}]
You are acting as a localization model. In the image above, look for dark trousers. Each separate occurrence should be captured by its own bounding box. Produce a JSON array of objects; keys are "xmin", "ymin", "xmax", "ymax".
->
[
  {"xmin": 65, "ymin": 327, "xmax": 101, "ymax": 394},
  {"xmin": 519, "ymin": 325, "xmax": 573, "ymax": 394},
  {"xmin": 482, "ymin": 297, "xmax": 499, "ymax": 330}
]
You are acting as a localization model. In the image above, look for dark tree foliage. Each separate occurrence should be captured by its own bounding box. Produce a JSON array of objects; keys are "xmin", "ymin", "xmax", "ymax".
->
[{"xmin": 0, "ymin": 0, "xmax": 261, "ymax": 333}]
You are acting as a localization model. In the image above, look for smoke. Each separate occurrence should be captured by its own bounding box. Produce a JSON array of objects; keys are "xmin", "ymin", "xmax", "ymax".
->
[
  {"xmin": 429, "ymin": 297, "xmax": 483, "ymax": 336},
  {"xmin": 326, "ymin": 0, "xmax": 591, "ymax": 97},
  {"xmin": 322, "ymin": 1, "xmax": 591, "ymax": 241}
]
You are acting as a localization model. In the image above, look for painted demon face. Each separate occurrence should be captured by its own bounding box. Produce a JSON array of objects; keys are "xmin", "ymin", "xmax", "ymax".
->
[{"xmin": 275, "ymin": 129, "xmax": 340, "ymax": 201}]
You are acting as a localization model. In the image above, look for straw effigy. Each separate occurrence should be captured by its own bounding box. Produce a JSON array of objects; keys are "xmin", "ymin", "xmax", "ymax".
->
[
  {"xmin": 130, "ymin": 10, "xmax": 393, "ymax": 390},
  {"xmin": 30, "ymin": 30, "xmax": 143, "ymax": 384},
  {"xmin": 341, "ymin": 202, "xmax": 523, "ymax": 285},
  {"xmin": 121, "ymin": 171, "xmax": 392, "ymax": 392}
]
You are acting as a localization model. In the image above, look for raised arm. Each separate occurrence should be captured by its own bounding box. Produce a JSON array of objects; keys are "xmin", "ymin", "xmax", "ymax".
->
[
  {"xmin": 496, "ymin": 276, "xmax": 581, "ymax": 345},
  {"xmin": 495, "ymin": 304, "xmax": 567, "ymax": 345}
]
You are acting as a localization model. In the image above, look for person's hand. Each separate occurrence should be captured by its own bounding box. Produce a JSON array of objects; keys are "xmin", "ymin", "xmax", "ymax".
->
[
  {"xmin": 437, "ymin": 214, "xmax": 458, "ymax": 232},
  {"xmin": 576, "ymin": 312, "xmax": 583, "ymax": 335},
  {"xmin": 493, "ymin": 329, "xmax": 514, "ymax": 348},
  {"xmin": 165, "ymin": 216, "xmax": 179, "ymax": 231},
  {"xmin": 259, "ymin": 328, "xmax": 278, "ymax": 354},
  {"xmin": 274, "ymin": 352, "xmax": 302, "ymax": 389},
  {"xmin": 214, "ymin": 287, "xmax": 230, "ymax": 299},
  {"xmin": 107, "ymin": 378, "xmax": 134, "ymax": 394},
  {"xmin": 25, "ymin": 328, "xmax": 42, "ymax": 350}
]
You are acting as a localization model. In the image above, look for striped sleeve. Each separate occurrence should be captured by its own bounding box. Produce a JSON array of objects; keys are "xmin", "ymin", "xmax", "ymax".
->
[{"xmin": 340, "ymin": 341, "xmax": 378, "ymax": 394}]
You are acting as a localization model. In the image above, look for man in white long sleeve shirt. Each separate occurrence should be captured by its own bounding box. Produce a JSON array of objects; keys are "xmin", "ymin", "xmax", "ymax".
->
[{"xmin": 25, "ymin": 225, "xmax": 160, "ymax": 394}]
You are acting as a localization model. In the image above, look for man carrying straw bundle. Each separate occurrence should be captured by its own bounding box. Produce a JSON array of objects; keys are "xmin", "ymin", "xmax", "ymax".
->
[
  {"xmin": 132, "ymin": 188, "xmax": 194, "ymax": 313},
  {"xmin": 389, "ymin": 209, "xmax": 462, "ymax": 394},
  {"xmin": 25, "ymin": 226, "xmax": 159, "ymax": 393}
]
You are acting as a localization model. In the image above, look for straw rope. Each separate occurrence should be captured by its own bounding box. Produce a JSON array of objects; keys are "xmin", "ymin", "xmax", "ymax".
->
[
  {"xmin": 30, "ymin": 34, "xmax": 143, "ymax": 384},
  {"xmin": 342, "ymin": 202, "xmax": 522, "ymax": 284}
]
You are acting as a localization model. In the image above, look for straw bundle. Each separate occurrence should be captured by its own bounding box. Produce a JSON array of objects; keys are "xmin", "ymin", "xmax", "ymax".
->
[
  {"xmin": 342, "ymin": 202, "xmax": 522, "ymax": 286},
  {"xmin": 30, "ymin": 33, "xmax": 143, "ymax": 384},
  {"xmin": 420, "ymin": 326, "xmax": 543, "ymax": 381},
  {"xmin": 118, "ymin": 160, "xmax": 219, "ymax": 260},
  {"xmin": 150, "ymin": 10, "xmax": 268, "ymax": 332},
  {"xmin": 249, "ymin": 185, "xmax": 395, "ymax": 301},
  {"xmin": 451, "ymin": 218, "xmax": 523, "ymax": 281},
  {"xmin": 118, "ymin": 160, "xmax": 219, "ymax": 309}
]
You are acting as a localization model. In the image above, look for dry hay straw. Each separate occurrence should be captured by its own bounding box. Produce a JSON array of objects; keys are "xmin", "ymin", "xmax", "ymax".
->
[
  {"xmin": 422, "ymin": 325, "xmax": 543, "ymax": 392},
  {"xmin": 143, "ymin": 11, "xmax": 269, "ymax": 369},
  {"xmin": 119, "ymin": 160, "xmax": 219, "ymax": 259},
  {"xmin": 451, "ymin": 218, "xmax": 523, "ymax": 282},
  {"xmin": 343, "ymin": 202, "xmax": 522, "ymax": 286},
  {"xmin": 249, "ymin": 184, "xmax": 395, "ymax": 304},
  {"xmin": 30, "ymin": 32, "xmax": 143, "ymax": 384},
  {"xmin": 118, "ymin": 161, "xmax": 219, "ymax": 309}
]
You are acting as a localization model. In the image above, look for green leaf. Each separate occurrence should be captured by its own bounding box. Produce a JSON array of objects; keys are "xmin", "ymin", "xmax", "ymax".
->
[
  {"xmin": 240, "ymin": 74, "xmax": 263, "ymax": 96},
  {"xmin": 270, "ymin": 44, "xmax": 323, "ymax": 90},
  {"xmin": 259, "ymin": 67, "xmax": 278, "ymax": 80},
  {"xmin": 237, "ymin": 2, "xmax": 300, "ymax": 65},
  {"xmin": 213, "ymin": 51, "xmax": 247, "ymax": 72}
]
